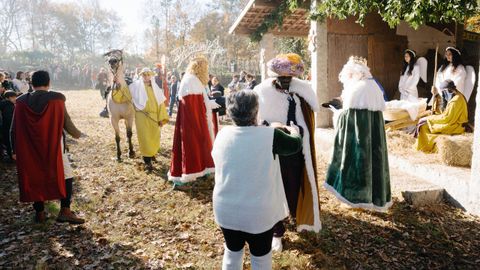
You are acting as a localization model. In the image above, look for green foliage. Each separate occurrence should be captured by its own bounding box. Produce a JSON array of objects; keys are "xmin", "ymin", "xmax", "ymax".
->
[
  {"xmin": 312, "ymin": 0, "xmax": 479, "ymax": 29},
  {"xmin": 251, "ymin": 0, "xmax": 479, "ymax": 42}
]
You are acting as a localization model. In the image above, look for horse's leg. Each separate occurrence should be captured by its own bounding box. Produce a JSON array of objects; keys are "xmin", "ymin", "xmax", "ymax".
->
[
  {"xmin": 111, "ymin": 116, "xmax": 122, "ymax": 162},
  {"xmin": 126, "ymin": 114, "xmax": 135, "ymax": 158}
]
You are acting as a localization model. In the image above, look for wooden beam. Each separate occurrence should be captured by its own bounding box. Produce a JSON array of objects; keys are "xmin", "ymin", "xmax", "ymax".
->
[
  {"xmin": 229, "ymin": 0, "xmax": 256, "ymax": 35},
  {"xmin": 253, "ymin": 0, "xmax": 279, "ymax": 8}
]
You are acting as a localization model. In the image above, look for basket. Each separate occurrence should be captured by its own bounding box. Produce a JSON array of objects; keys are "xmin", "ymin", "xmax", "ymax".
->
[
  {"xmin": 383, "ymin": 108, "xmax": 410, "ymax": 121},
  {"xmin": 383, "ymin": 106, "xmax": 427, "ymax": 121}
]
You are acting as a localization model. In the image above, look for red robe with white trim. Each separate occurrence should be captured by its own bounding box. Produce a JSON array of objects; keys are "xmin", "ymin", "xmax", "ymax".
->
[
  {"xmin": 14, "ymin": 97, "xmax": 66, "ymax": 202},
  {"xmin": 168, "ymin": 73, "xmax": 215, "ymax": 183}
]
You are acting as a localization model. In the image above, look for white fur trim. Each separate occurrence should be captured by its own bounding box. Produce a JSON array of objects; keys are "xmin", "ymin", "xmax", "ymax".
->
[
  {"xmin": 254, "ymin": 81, "xmax": 321, "ymax": 232},
  {"xmin": 178, "ymin": 73, "xmax": 207, "ymax": 98},
  {"xmin": 341, "ymin": 79, "xmax": 386, "ymax": 111},
  {"xmin": 177, "ymin": 73, "xmax": 214, "ymax": 142},
  {"xmin": 254, "ymin": 78, "xmax": 319, "ymax": 112},
  {"xmin": 202, "ymin": 91, "xmax": 215, "ymax": 142},
  {"xmin": 323, "ymin": 182, "xmax": 393, "ymax": 213},
  {"xmin": 297, "ymin": 223, "xmax": 322, "ymax": 232},
  {"xmin": 289, "ymin": 78, "xmax": 320, "ymax": 112},
  {"xmin": 129, "ymin": 78, "xmax": 166, "ymax": 110},
  {"xmin": 167, "ymin": 167, "xmax": 215, "ymax": 183}
]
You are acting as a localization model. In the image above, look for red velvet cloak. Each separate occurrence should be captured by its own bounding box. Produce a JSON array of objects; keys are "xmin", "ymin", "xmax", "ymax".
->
[
  {"xmin": 15, "ymin": 98, "xmax": 66, "ymax": 202},
  {"xmin": 168, "ymin": 94, "xmax": 215, "ymax": 183}
]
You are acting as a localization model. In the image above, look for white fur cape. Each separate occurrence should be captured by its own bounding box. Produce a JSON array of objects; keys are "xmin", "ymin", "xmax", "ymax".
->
[
  {"xmin": 341, "ymin": 78, "xmax": 386, "ymax": 111},
  {"xmin": 129, "ymin": 78, "xmax": 166, "ymax": 110},
  {"xmin": 254, "ymin": 77, "xmax": 321, "ymax": 232},
  {"xmin": 177, "ymin": 73, "xmax": 214, "ymax": 142}
]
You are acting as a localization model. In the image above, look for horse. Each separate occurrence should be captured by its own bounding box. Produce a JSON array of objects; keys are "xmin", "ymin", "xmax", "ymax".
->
[{"xmin": 103, "ymin": 49, "xmax": 135, "ymax": 161}]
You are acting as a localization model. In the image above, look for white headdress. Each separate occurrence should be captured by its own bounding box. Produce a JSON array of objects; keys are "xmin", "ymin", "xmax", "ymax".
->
[
  {"xmin": 405, "ymin": 49, "xmax": 416, "ymax": 58},
  {"xmin": 446, "ymin": 47, "xmax": 461, "ymax": 55}
]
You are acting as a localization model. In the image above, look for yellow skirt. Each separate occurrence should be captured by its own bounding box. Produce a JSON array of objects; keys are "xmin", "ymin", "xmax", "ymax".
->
[{"xmin": 135, "ymin": 104, "xmax": 169, "ymax": 157}]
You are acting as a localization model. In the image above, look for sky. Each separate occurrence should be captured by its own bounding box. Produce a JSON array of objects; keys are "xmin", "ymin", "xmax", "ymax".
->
[
  {"xmin": 51, "ymin": 0, "xmax": 211, "ymax": 54},
  {"xmin": 51, "ymin": 0, "xmax": 146, "ymax": 36}
]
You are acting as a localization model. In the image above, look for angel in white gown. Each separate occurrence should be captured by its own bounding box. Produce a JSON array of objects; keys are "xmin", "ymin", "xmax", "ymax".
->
[
  {"xmin": 398, "ymin": 49, "xmax": 427, "ymax": 102},
  {"xmin": 434, "ymin": 47, "xmax": 476, "ymax": 102}
]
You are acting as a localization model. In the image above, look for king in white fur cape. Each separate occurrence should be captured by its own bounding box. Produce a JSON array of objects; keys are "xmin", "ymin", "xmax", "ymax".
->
[
  {"xmin": 324, "ymin": 57, "xmax": 392, "ymax": 212},
  {"xmin": 254, "ymin": 77, "xmax": 322, "ymax": 233}
]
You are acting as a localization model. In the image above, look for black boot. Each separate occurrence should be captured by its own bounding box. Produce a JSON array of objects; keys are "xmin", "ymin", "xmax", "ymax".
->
[{"xmin": 143, "ymin": 156, "xmax": 153, "ymax": 173}]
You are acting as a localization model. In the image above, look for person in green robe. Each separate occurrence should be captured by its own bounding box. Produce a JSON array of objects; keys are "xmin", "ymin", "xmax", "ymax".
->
[
  {"xmin": 324, "ymin": 56, "xmax": 392, "ymax": 212},
  {"xmin": 415, "ymin": 79, "xmax": 468, "ymax": 153}
]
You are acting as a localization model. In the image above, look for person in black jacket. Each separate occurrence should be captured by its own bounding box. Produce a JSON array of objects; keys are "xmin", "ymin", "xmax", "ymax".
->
[
  {"xmin": 0, "ymin": 91, "xmax": 17, "ymax": 161},
  {"xmin": 210, "ymin": 76, "xmax": 225, "ymax": 96}
]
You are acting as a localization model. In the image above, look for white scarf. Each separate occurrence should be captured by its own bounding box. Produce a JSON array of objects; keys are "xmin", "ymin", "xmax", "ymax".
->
[{"xmin": 129, "ymin": 78, "xmax": 166, "ymax": 110}]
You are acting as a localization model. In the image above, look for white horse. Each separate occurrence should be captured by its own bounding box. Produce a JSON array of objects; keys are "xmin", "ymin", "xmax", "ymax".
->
[{"xmin": 104, "ymin": 49, "xmax": 135, "ymax": 161}]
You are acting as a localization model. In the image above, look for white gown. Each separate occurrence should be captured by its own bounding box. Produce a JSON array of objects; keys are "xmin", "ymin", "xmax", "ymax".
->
[
  {"xmin": 435, "ymin": 64, "xmax": 467, "ymax": 97},
  {"xmin": 398, "ymin": 65, "xmax": 420, "ymax": 102}
]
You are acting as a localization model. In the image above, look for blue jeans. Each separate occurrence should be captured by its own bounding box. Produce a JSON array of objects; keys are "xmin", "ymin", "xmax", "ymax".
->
[{"xmin": 168, "ymin": 95, "xmax": 177, "ymax": 116}]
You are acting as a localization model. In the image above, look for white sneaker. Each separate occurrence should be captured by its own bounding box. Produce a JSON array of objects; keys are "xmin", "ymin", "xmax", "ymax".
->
[{"xmin": 271, "ymin": 237, "xmax": 283, "ymax": 252}]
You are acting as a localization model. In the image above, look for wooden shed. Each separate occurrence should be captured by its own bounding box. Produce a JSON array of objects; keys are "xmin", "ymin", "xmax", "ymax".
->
[{"xmin": 229, "ymin": 0, "xmax": 472, "ymax": 127}]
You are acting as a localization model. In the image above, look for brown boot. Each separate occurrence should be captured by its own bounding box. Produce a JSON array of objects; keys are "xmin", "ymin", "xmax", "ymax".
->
[
  {"xmin": 56, "ymin": 207, "xmax": 85, "ymax": 224},
  {"xmin": 34, "ymin": 211, "xmax": 47, "ymax": 223}
]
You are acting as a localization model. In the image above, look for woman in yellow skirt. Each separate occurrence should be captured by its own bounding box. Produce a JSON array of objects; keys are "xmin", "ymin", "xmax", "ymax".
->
[{"xmin": 130, "ymin": 68, "xmax": 169, "ymax": 171}]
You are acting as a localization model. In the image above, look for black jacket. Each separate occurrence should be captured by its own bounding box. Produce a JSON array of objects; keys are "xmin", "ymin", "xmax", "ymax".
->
[{"xmin": 0, "ymin": 100, "xmax": 14, "ymax": 130}]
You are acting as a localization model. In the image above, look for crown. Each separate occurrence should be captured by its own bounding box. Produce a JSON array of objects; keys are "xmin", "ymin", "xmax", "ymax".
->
[{"xmin": 348, "ymin": 56, "xmax": 367, "ymax": 66}]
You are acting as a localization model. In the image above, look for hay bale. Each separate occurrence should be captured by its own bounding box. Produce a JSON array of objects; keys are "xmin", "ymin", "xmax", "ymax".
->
[{"xmin": 436, "ymin": 134, "xmax": 473, "ymax": 167}]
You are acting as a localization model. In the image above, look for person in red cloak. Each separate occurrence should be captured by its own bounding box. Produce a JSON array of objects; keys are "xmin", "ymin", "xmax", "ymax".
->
[
  {"xmin": 168, "ymin": 56, "xmax": 220, "ymax": 187},
  {"xmin": 11, "ymin": 70, "xmax": 85, "ymax": 224},
  {"xmin": 155, "ymin": 63, "xmax": 170, "ymax": 107}
]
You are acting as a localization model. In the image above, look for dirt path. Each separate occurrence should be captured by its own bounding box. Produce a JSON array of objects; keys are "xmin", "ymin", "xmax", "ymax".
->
[{"xmin": 1, "ymin": 90, "xmax": 479, "ymax": 269}]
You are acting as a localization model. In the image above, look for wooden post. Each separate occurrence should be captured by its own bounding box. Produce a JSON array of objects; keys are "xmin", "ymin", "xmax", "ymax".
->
[
  {"xmin": 259, "ymin": 33, "xmax": 276, "ymax": 81},
  {"xmin": 310, "ymin": 0, "xmax": 330, "ymax": 127}
]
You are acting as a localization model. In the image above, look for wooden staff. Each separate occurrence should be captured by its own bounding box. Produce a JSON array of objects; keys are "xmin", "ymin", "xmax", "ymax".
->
[{"xmin": 431, "ymin": 44, "xmax": 441, "ymax": 113}]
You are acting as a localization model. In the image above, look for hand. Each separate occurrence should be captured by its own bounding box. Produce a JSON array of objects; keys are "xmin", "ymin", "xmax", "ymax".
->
[
  {"xmin": 431, "ymin": 86, "xmax": 438, "ymax": 95},
  {"xmin": 269, "ymin": 122, "xmax": 284, "ymax": 129},
  {"xmin": 209, "ymin": 100, "xmax": 221, "ymax": 109},
  {"xmin": 12, "ymin": 154, "xmax": 16, "ymax": 160},
  {"xmin": 285, "ymin": 122, "xmax": 300, "ymax": 135}
]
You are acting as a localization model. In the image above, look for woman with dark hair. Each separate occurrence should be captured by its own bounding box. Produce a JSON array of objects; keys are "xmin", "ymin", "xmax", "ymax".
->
[
  {"xmin": 434, "ymin": 47, "xmax": 467, "ymax": 98},
  {"xmin": 212, "ymin": 90, "xmax": 302, "ymax": 269},
  {"xmin": 398, "ymin": 49, "xmax": 420, "ymax": 101}
]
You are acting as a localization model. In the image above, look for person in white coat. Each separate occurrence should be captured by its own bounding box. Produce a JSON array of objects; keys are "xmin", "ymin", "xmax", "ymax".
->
[
  {"xmin": 212, "ymin": 90, "xmax": 302, "ymax": 270},
  {"xmin": 398, "ymin": 49, "xmax": 421, "ymax": 102},
  {"xmin": 434, "ymin": 47, "xmax": 466, "ymax": 98}
]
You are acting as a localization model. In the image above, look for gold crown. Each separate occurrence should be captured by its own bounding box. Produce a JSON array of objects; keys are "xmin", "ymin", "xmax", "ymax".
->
[{"xmin": 348, "ymin": 56, "xmax": 367, "ymax": 66}]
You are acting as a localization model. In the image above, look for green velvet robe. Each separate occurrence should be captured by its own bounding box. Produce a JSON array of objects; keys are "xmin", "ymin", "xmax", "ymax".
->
[{"xmin": 325, "ymin": 109, "xmax": 392, "ymax": 211}]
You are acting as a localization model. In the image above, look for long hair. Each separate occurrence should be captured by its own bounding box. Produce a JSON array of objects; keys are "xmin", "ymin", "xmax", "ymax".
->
[
  {"xmin": 186, "ymin": 56, "xmax": 209, "ymax": 86},
  {"xmin": 439, "ymin": 48, "xmax": 463, "ymax": 72},
  {"xmin": 401, "ymin": 50, "xmax": 417, "ymax": 76}
]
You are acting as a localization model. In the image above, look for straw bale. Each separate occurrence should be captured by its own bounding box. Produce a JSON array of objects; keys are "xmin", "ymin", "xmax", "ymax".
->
[{"xmin": 436, "ymin": 134, "xmax": 473, "ymax": 167}]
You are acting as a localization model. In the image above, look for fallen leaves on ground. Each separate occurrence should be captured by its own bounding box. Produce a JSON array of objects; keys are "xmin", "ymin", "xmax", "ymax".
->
[{"xmin": 0, "ymin": 90, "xmax": 479, "ymax": 269}]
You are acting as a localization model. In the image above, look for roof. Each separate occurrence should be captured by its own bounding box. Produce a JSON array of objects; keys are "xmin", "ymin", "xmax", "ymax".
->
[{"xmin": 229, "ymin": 0, "xmax": 310, "ymax": 37}]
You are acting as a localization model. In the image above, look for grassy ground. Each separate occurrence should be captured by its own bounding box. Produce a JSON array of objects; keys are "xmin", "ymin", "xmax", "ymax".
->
[{"xmin": 1, "ymin": 89, "xmax": 479, "ymax": 269}]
